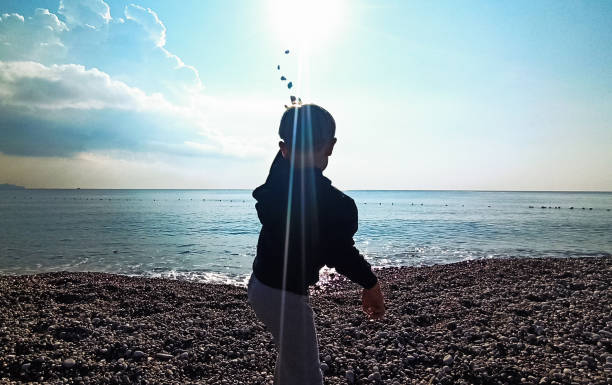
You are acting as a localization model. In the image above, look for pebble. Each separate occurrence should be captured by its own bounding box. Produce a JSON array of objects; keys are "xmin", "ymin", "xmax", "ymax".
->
[
  {"xmin": 345, "ymin": 369, "xmax": 355, "ymax": 383},
  {"xmin": 155, "ymin": 353, "xmax": 173, "ymax": 361},
  {"xmin": 443, "ymin": 354, "xmax": 454, "ymax": 366},
  {"xmin": 132, "ymin": 350, "xmax": 145, "ymax": 360},
  {"xmin": 62, "ymin": 358, "xmax": 76, "ymax": 369},
  {"xmin": 320, "ymin": 362, "xmax": 329, "ymax": 372},
  {"xmin": 526, "ymin": 334, "xmax": 537, "ymax": 343}
]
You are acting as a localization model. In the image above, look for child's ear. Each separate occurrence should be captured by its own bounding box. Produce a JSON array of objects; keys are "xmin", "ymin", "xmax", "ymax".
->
[
  {"xmin": 279, "ymin": 141, "xmax": 289, "ymax": 159},
  {"xmin": 326, "ymin": 138, "xmax": 337, "ymax": 156}
]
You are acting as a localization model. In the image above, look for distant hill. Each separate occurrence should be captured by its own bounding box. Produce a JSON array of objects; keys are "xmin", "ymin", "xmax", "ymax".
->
[{"xmin": 0, "ymin": 184, "xmax": 25, "ymax": 190}]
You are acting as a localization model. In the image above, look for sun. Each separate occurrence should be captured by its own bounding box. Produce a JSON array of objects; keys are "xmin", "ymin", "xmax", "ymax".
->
[{"xmin": 267, "ymin": 0, "xmax": 347, "ymax": 51}]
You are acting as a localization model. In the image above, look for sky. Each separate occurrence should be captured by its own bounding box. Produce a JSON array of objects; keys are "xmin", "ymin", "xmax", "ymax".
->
[{"xmin": 0, "ymin": 0, "xmax": 611, "ymax": 190}]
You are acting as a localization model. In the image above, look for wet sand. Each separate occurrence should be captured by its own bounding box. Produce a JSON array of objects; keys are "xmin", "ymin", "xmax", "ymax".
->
[{"xmin": 0, "ymin": 257, "xmax": 610, "ymax": 384}]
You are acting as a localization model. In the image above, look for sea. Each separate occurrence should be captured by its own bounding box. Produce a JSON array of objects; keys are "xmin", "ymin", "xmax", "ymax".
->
[{"xmin": 1, "ymin": 190, "xmax": 610, "ymax": 285}]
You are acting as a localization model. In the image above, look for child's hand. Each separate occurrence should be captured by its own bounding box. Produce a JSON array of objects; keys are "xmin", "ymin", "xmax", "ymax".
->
[{"xmin": 362, "ymin": 282, "xmax": 385, "ymax": 319}]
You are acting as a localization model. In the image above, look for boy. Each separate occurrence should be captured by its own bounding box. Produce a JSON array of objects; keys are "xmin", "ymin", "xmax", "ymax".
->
[{"xmin": 247, "ymin": 104, "xmax": 385, "ymax": 385}]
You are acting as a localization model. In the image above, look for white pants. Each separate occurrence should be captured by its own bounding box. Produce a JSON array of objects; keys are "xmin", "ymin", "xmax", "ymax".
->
[{"xmin": 247, "ymin": 275, "xmax": 324, "ymax": 385}]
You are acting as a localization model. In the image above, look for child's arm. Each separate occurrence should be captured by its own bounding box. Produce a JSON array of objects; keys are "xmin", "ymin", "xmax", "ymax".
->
[
  {"xmin": 323, "ymin": 198, "xmax": 377, "ymax": 287},
  {"xmin": 323, "ymin": 198, "xmax": 385, "ymax": 318}
]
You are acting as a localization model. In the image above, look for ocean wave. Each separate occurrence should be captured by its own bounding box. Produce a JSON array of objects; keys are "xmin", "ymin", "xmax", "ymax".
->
[{"xmin": 135, "ymin": 269, "xmax": 251, "ymax": 287}]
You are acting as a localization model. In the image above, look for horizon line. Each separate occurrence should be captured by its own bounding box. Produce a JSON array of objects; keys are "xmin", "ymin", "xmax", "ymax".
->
[{"xmin": 3, "ymin": 187, "xmax": 612, "ymax": 193}]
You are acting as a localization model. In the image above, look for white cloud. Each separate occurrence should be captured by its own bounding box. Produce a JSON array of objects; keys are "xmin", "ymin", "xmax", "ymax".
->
[
  {"xmin": 0, "ymin": 59, "xmax": 203, "ymax": 158},
  {"xmin": 0, "ymin": 1, "xmax": 201, "ymax": 100},
  {"xmin": 33, "ymin": 8, "xmax": 69, "ymax": 32},
  {"xmin": 58, "ymin": 0, "xmax": 111, "ymax": 29},
  {"xmin": 0, "ymin": 9, "xmax": 68, "ymax": 62},
  {"xmin": 124, "ymin": 4, "xmax": 165, "ymax": 47},
  {"xmin": 0, "ymin": 13, "xmax": 24, "ymax": 23},
  {"xmin": 0, "ymin": 60, "xmax": 174, "ymax": 111},
  {"xmin": 0, "ymin": 60, "xmax": 272, "ymax": 160},
  {"xmin": 122, "ymin": 4, "xmax": 202, "ymax": 94},
  {"xmin": 0, "ymin": 1, "xmax": 270, "ymax": 171}
]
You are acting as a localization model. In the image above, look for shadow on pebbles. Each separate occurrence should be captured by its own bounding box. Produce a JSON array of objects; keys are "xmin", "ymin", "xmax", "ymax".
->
[{"xmin": 0, "ymin": 257, "xmax": 610, "ymax": 384}]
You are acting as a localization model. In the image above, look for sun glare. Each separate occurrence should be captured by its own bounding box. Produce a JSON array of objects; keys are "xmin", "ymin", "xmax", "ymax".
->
[{"xmin": 267, "ymin": 0, "xmax": 347, "ymax": 51}]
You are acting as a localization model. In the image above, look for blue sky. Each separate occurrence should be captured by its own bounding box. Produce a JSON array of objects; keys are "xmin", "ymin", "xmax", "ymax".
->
[{"xmin": 0, "ymin": 0, "xmax": 611, "ymax": 190}]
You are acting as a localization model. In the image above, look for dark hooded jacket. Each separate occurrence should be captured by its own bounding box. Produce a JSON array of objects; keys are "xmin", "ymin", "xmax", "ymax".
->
[{"xmin": 252, "ymin": 151, "xmax": 378, "ymax": 295}]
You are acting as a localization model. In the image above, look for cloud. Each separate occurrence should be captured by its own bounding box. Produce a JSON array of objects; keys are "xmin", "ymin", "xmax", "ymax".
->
[
  {"xmin": 124, "ymin": 4, "xmax": 165, "ymax": 47},
  {"xmin": 0, "ymin": 59, "xmax": 200, "ymax": 157},
  {"xmin": 0, "ymin": 0, "xmax": 271, "ymax": 170},
  {"xmin": 0, "ymin": 60, "xmax": 270, "ymax": 159},
  {"xmin": 0, "ymin": 9, "xmax": 68, "ymax": 62},
  {"xmin": 58, "ymin": 0, "xmax": 111, "ymax": 29},
  {"xmin": 0, "ymin": 60, "xmax": 172, "ymax": 111},
  {"xmin": 0, "ymin": 1, "xmax": 201, "ymax": 100},
  {"xmin": 120, "ymin": 4, "xmax": 202, "ymax": 95},
  {"xmin": 0, "ymin": 0, "xmax": 213, "ymax": 159},
  {"xmin": 0, "ymin": 99, "xmax": 203, "ymax": 158}
]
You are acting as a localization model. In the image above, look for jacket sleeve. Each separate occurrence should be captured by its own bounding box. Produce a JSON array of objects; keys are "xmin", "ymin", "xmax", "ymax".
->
[{"xmin": 323, "ymin": 197, "xmax": 378, "ymax": 289}]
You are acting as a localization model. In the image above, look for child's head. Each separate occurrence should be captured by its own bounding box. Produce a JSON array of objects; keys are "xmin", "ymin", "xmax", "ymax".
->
[{"xmin": 278, "ymin": 104, "xmax": 337, "ymax": 170}]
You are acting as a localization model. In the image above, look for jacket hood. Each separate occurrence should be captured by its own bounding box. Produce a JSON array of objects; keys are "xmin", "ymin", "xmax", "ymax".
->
[
  {"xmin": 252, "ymin": 151, "xmax": 330, "ymax": 226},
  {"xmin": 252, "ymin": 151, "xmax": 291, "ymax": 227},
  {"xmin": 252, "ymin": 151, "xmax": 287, "ymax": 203}
]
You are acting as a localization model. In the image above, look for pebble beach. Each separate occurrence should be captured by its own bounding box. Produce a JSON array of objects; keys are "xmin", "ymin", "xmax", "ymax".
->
[{"xmin": 1, "ymin": 256, "xmax": 610, "ymax": 385}]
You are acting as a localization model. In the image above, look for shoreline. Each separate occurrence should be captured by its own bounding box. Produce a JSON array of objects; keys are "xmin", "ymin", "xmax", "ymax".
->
[
  {"xmin": 2, "ymin": 254, "xmax": 611, "ymax": 289},
  {"xmin": 0, "ymin": 257, "xmax": 610, "ymax": 384}
]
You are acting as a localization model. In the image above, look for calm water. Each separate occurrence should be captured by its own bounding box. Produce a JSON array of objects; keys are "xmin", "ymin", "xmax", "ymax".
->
[{"xmin": 1, "ymin": 190, "xmax": 610, "ymax": 285}]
